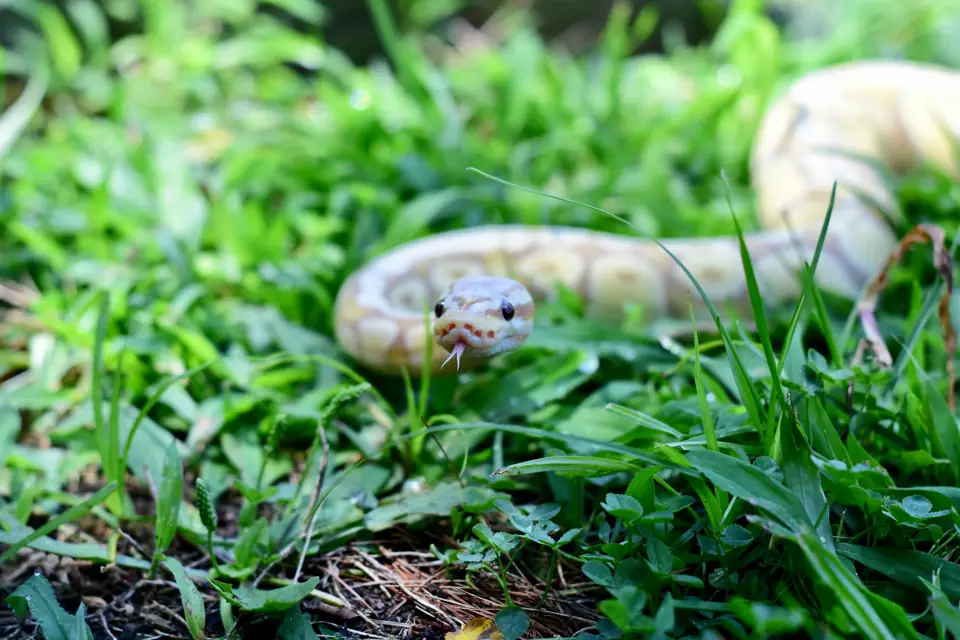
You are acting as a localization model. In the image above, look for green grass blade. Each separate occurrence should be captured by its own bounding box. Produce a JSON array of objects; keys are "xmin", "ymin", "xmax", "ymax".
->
[
  {"xmin": 690, "ymin": 305, "xmax": 719, "ymax": 452},
  {"xmin": 165, "ymin": 556, "xmax": 207, "ymax": 640},
  {"xmin": 0, "ymin": 481, "xmax": 118, "ymax": 564},
  {"xmin": 684, "ymin": 448, "xmax": 810, "ymax": 531},
  {"xmin": 837, "ymin": 543, "xmax": 960, "ymax": 601},
  {"xmin": 720, "ymin": 172, "xmax": 787, "ymax": 449},
  {"xmin": 154, "ymin": 440, "xmax": 184, "ymax": 557},
  {"xmin": 494, "ymin": 455, "xmax": 650, "ymax": 477},
  {"xmin": 91, "ymin": 291, "xmax": 109, "ymax": 473},
  {"xmin": 779, "ymin": 181, "xmax": 839, "ymax": 372},
  {"xmin": 119, "ymin": 359, "xmax": 220, "ymax": 469}
]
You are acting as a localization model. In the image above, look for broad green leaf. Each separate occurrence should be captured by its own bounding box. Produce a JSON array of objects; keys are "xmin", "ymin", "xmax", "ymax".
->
[
  {"xmin": 71, "ymin": 603, "xmax": 89, "ymax": 640},
  {"xmin": 277, "ymin": 606, "xmax": 320, "ymax": 639},
  {"xmin": 0, "ymin": 481, "xmax": 118, "ymax": 564},
  {"xmin": 494, "ymin": 607, "xmax": 530, "ymax": 640},
  {"xmin": 684, "ymin": 449, "xmax": 810, "ymax": 532},
  {"xmin": 838, "ymin": 543, "xmax": 960, "ymax": 601},
  {"xmin": 5, "ymin": 573, "xmax": 92, "ymax": 640},
  {"xmin": 155, "ymin": 439, "xmax": 184, "ymax": 554},
  {"xmin": 494, "ymin": 455, "xmax": 646, "ymax": 477},
  {"xmin": 781, "ymin": 412, "xmax": 833, "ymax": 552},
  {"xmin": 931, "ymin": 595, "xmax": 960, "ymax": 637},
  {"xmin": 582, "ymin": 561, "xmax": 615, "ymax": 588},
  {"xmin": 233, "ymin": 516, "xmax": 268, "ymax": 568},
  {"xmin": 922, "ymin": 376, "xmax": 960, "ymax": 483},
  {"xmin": 165, "ymin": 556, "xmax": 206, "ymax": 640},
  {"xmin": 212, "ymin": 577, "xmax": 319, "ymax": 613},
  {"xmin": 364, "ymin": 481, "xmax": 506, "ymax": 532},
  {"xmin": 798, "ymin": 534, "xmax": 919, "ymax": 640}
]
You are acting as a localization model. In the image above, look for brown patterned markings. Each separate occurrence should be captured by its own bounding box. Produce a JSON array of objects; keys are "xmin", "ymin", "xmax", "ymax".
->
[
  {"xmin": 664, "ymin": 240, "xmax": 750, "ymax": 314},
  {"xmin": 825, "ymin": 204, "xmax": 899, "ymax": 277},
  {"xmin": 335, "ymin": 324, "xmax": 361, "ymax": 359},
  {"xmin": 429, "ymin": 258, "xmax": 488, "ymax": 294},
  {"xmin": 751, "ymin": 97, "xmax": 809, "ymax": 168},
  {"xmin": 403, "ymin": 322, "xmax": 427, "ymax": 354},
  {"xmin": 585, "ymin": 253, "xmax": 667, "ymax": 321},
  {"xmin": 386, "ymin": 277, "xmax": 432, "ymax": 312},
  {"xmin": 802, "ymin": 247, "xmax": 865, "ymax": 300},
  {"xmin": 747, "ymin": 242, "xmax": 808, "ymax": 305},
  {"xmin": 761, "ymin": 165, "xmax": 894, "ymax": 233},
  {"xmin": 481, "ymin": 249, "xmax": 513, "ymax": 277},
  {"xmin": 513, "ymin": 248, "xmax": 586, "ymax": 297},
  {"xmin": 333, "ymin": 279, "xmax": 370, "ymax": 324},
  {"xmin": 355, "ymin": 316, "xmax": 401, "ymax": 365}
]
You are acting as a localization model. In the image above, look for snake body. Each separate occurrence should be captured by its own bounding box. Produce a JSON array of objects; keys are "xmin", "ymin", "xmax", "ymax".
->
[{"xmin": 333, "ymin": 60, "xmax": 960, "ymax": 377}]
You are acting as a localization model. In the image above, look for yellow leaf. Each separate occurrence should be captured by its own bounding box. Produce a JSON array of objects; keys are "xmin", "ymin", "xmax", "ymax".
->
[{"xmin": 445, "ymin": 618, "xmax": 505, "ymax": 640}]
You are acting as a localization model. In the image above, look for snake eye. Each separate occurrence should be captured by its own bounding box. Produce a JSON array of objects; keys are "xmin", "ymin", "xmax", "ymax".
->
[
  {"xmin": 500, "ymin": 300, "xmax": 515, "ymax": 321},
  {"xmin": 434, "ymin": 301, "xmax": 445, "ymax": 318}
]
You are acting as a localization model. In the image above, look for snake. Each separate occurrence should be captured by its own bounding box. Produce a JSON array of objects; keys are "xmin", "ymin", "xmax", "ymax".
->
[{"xmin": 332, "ymin": 60, "xmax": 960, "ymax": 377}]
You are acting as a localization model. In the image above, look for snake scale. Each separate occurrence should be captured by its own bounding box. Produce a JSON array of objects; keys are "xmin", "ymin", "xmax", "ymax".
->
[{"xmin": 333, "ymin": 60, "xmax": 960, "ymax": 377}]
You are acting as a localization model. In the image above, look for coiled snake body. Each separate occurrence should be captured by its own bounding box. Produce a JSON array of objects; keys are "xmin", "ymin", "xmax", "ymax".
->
[{"xmin": 333, "ymin": 60, "xmax": 960, "ymax": 376}]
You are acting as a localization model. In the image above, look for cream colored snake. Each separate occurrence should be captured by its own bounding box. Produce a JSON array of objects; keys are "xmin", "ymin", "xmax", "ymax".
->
[{"xmin": 333, "ymin": 60, "xmax": 960, "ymax": 377}]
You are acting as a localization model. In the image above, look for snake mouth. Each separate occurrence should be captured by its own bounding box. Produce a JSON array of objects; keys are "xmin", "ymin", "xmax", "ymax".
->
[
  {"xmin": 435, "ymin": 322, "xmax": 495, "ymax": 347},
  {"xmin": 434, "ymin": 323, "xmax": 497, "ymax": 370}
]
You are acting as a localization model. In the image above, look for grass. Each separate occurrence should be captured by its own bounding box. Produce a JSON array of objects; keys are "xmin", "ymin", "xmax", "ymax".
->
[{"xmin": 3, "ymin": 0, "xmax": 960, "ymax": 638}]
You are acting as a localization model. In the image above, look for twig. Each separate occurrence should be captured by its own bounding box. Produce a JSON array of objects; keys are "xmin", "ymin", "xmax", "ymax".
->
[
  {"xmin": 352, "ymin": 561, "xmax": 392, "ymax": 600},
  {"xmin": 294, "ymin": 423, "xmax": 330, "ymax": 582},
  {"xmin": 327, "ymin": 564, "xmax": 378, "ymax": 616},
  {"xmin": 99, "ymin": 611, "xmax": 118, "ymax": 640},
  {"xmin": 854, "ymin": 223, "xmax": 956, "ymax": 409},
  {"xmin": 422, "ymin": 416, "xmax": 466, "ymax": 489},
  {"xmin": 354, "ymin": 548, "xmax": 462, "ymax": 629},
  {"xmin": 116, "ymin": 528, "xmax": 148, "ymax": 558},
  {"xmin": 252, "ymin": 420, "xmax": 331, "ymax": 588}
]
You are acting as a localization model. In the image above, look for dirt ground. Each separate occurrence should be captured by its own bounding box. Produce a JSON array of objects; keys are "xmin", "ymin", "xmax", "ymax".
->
[{"xmin": 0, "ymin": 481, "xmax": 601, "ymax": 639}]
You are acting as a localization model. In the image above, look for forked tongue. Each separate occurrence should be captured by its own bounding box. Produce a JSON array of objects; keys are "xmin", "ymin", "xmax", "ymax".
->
[{"xmin": 442, "ymin": 340, "xmax": 466, "ymax": 370}]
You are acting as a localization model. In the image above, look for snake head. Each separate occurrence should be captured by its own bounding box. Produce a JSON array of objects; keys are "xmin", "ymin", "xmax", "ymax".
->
[{"xmin": 431, "ymin": 275, "xmax": 535, "ymax": 370}]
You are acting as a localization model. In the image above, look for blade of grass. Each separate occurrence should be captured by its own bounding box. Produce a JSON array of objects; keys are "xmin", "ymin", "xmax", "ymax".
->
[
  {"xmin": 837, "ymin": 543, "xmax": 960, "ymax": 601},
  {"xmin": 91, "ymin": 291, "xmax": 109, "ymax": 478},
  {"xmin": 165, "ymin": 556, "xmax": 206, "ymax": 640},
  {"xmin": 797, "ymin": 532, "xmax": 919, "ymax": 640},
  {"xmin": 0, "ymin": 481, "xmax": 118, "ymax": 564},
  {"xmin": 419, "ymin": 422, "xmax": 697, "ymax": 476},
  {"xmin": 120, "ymin": 359, "xmax": 220, "ymax": 470},
  {"xmin": 151, "ymin": 440, "xmax": 184, "ymax": 578},
  {"xmin": 779, "ymin": 181, "xmax": 839, "ymax": 372},
  {"xmin": 105, "ymin": 352, "xmax": 125, "ymax": 516},
  {"xmin": 691, "ymin": 304, "xmax": 719, "ymax": 452},
  {"xmin": 719, "ymin": 170, "xmax": 787, "ymax": 452},
  {"xmin": 493, "ymin": 455, "xmax": 651, "ymax": 477}
]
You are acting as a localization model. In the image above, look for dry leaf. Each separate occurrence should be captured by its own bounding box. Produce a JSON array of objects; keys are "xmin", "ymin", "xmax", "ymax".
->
[{"xmin": 445, "ymin": 617, "xmax": 505, "ymax": 640}]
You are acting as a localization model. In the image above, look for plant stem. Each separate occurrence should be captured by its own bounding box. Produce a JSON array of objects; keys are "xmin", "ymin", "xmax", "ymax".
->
[{"xmin": 207, "ymin": 530, "xmax": 220, "ymax": 571}]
